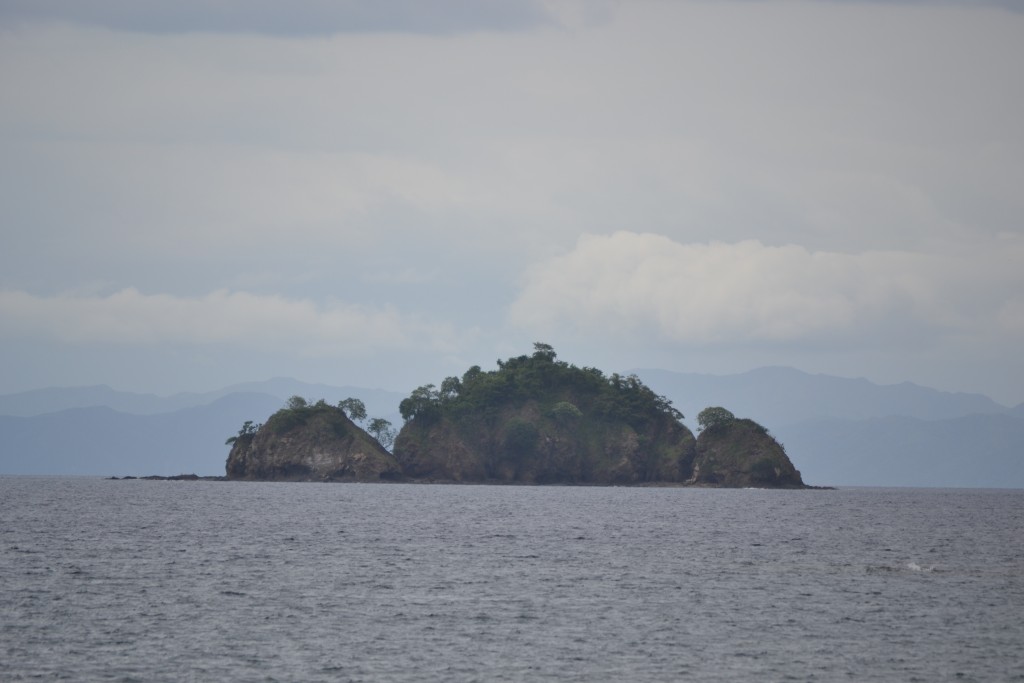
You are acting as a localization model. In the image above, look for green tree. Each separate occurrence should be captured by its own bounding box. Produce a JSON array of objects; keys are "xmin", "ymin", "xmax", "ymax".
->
[
  {"xmin": 532, "ymin": 342, "xmax": 557, "ymax": 362},
  {"xmin": 438, "ymin": 376, "xmax": 462, "ymax": 402},
  {"xmin": 462, "ymin": 365, "xmax": 483, "ymax": 386},
  {"xmin": 286, "ymin": 395, "xmax": 308, "ymax": 410},
  {"xmin": 697, "ymin": 406, "xmax": 736, "ymax": 432},
  {"xmin": 338, "ymin": 397, "xmax": 367, "ymax": 422},
  {"xmin": 399, "ymin": 384, "xmax": 440, "ymax": 422},
  {"xmin": 367, "ymin": 417, "xmax": 397, "ymax": 450},
  {"xmin": 550, "ymin": 401, "xmax": 583, "ymax": 422},
  {"xmin": 225, "ymin": 420, "xmax": 260, "ymax": 445}
]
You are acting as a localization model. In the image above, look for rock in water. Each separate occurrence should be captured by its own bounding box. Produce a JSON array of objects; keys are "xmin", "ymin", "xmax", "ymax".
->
[
  {"xmin": 225, "ymin": 403, "xmax": 400, "ymax": 481},
  {"xmin": 392, "ymin": 347, "xmax": 698, "ymax": 484},
  {"xmin": 691, "ymin": 418, "xmax": 804, "ymax": 488}
]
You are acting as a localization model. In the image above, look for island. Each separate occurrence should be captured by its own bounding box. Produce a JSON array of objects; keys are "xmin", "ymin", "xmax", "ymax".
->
[
  {"xmin": 225, "ymin": 344, "xmax": 806, "ymax": 488},
  {"xmin": 225, "ymin": 396, "xmax": 401, "ymax": 482}
]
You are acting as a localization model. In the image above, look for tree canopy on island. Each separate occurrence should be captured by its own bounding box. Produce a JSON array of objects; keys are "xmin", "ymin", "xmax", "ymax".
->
[
  {"xmin": 697, "ymin": 406, "xmax": 736, "ymax": 432},
  {"xmin": 227, "ymin": 395, "xmax": 393, "ymax": 449},
  {"xmin": 399, "ymin": 342, "xmax": 684, "ymax": 429}
]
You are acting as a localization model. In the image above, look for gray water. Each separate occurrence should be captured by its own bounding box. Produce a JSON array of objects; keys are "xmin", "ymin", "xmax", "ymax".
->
[{"xmin": 2, "ymin": 478, "xmax": 1022, "ymax": 682}]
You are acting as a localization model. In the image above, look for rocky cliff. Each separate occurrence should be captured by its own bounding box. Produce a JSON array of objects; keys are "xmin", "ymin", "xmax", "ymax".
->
[
  {"xmin": 225, "ymin": 402, "xmax": 399, "ymax": 481},
  {"xmin": 395, "ymin": 400, "xmax": 696, "ymax": 484}
]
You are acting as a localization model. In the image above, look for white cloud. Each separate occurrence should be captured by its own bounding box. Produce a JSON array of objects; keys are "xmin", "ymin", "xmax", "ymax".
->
[
  {"xmin": 0, "ymin": 288, "xmax": 459, "ymax": 355},
  {"xmin": 509, "ymin": 232, "xmax": 1024, "ymax": 347},
  {"xmin": 2, "ymin": 1, "xmax": 1023, "ymax": 403}
]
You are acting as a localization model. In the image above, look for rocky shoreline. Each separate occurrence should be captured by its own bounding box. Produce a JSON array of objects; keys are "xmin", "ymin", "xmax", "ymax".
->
[{"xmin": 109, "ymin": 473, "xmax": 832, "ymax": 488}]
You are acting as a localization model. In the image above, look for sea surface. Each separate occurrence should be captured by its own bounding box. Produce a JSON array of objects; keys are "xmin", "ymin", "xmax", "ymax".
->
[{"xmin": 1, "ymin": 478, "xmax": 1022, "ymax": 682}]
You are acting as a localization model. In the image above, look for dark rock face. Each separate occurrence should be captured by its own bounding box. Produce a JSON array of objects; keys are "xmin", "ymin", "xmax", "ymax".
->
[
  {"xmin": 392, "ymin": 418, "xmax": 488, "ymax": 482},
  {"xmin": 691, "ymin": 418, "xmax": 804, "ymax": 488},
  {"xmin": 393, "ymin": 402, "xmax": 697, "ymax": 485},
  {"xmin": 225, "ymin": 404, "xmax": 400, "ymax": 482}
]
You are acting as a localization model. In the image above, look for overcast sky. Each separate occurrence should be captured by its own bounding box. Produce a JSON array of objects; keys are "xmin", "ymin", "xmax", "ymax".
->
[{"xmin": 2, "ymin": 0, "xmax": 1022, "ymax": 405}]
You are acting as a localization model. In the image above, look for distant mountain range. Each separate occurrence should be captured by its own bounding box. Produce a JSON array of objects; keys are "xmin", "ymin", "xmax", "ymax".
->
[
  {"xmin": 0, "ymin": 379, "xmax": 406, "ymax": 477},
  {"xmin": 634, "ymin": 367, "xmax": 1024, "ymax": 488},
  {"xmin": 1, "ymin": 369, "xmax": 1021, "ymax": 488},
  {"xmin": 632, "ymin": 366, "xmax": 1020, "ymax": 425},
  {"xmin": 0, "ymin": 377, "xmax": 406, "ymax": 419}
]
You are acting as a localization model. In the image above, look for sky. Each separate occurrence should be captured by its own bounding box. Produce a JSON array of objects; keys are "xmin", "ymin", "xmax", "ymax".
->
[{"xmin": 1, "ymin": 0, "xmax": 1023, "ymax": 406}]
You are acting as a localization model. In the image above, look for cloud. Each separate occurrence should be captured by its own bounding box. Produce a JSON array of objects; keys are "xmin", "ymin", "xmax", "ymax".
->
[
  {"xmin": 1, "ymin": 0, "xmax": 1022, "ymax": 403},
  {"xmin": 0, "ymin": 288, "xmax": 460, "ymax": 355},
  {"xmin": 509, "ymin": 232, "xmax": 1024, "ymax": 347},
  {"xmin": 0, "ymin": 0, "xmax": 555, "ymax": 36},
  {"xmin": 821, "ymin": 0, "xmax": 1023, "ymax": 11}
]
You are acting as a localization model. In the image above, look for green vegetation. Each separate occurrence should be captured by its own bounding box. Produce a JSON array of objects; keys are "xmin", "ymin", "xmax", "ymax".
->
[
  {"xmin": 399, "ymin": 384, "xmax": 443, "ymax": 423},
  {"xmin": 692, "ymin": 417, "xmax": 803, "ymax": 487},
  {"xmin": 394, "ymin": 343, "xmax": 693, "ymax": 483},
  {"xmin": 697, "ymin": 406, "xmax": 736, "ymax": 433},
  {"xmin": 399, "ymin": 342, "xmax": 684, "ymax": 429},
  {"xmin": 225, "ymin": 419, "xmax": 261, "ymax": 445},
  {"xmin": 338, "ymin": 398, "xmax": 367, "ymax": 423},
  {"xmin": 230, "ymin": 395, "xmax": 393, "ymax": 447},
  {"xmin": 264, "ymin": 397, "xmax": 348, "ymax": 437},
  {"xmin": 549, "ymin": 401, "xmax": 583, "ymax": 422},
  {"xmin": 367, "ymin": 417, "xmax": 397, "ymax": 450}
]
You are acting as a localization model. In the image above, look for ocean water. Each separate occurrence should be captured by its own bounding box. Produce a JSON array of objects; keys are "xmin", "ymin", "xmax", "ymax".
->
[{"xmin": 1, "ymin": 478, "xmax": 1022, "ymax": 682}]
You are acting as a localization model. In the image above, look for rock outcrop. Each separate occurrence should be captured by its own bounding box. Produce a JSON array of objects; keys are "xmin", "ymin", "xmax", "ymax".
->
[
  {"xmin": 691, "ymin": 418, "xmax": 804, "ymax": 487},
  {"xmin": 225, "ymin": 402, "xmax": 400, "ymax": 481},
  {"xmin": 392, "ymin": 347, "xmax": 698, "ymax": 484}
]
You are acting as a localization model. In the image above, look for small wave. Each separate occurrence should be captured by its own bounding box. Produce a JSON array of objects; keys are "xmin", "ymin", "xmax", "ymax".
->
[{"xmin": 866, "ymin": 562, "xmax": 938, "ymax": 574}]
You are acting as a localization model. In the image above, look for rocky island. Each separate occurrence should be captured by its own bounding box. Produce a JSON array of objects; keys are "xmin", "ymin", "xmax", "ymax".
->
[
  {"xmin": 225, "ymin": 397, "xmax": 401, "ymax": 481},
  {"xmin": 225, "ymin": 344, "xmax": 806, "ymax": 488}
]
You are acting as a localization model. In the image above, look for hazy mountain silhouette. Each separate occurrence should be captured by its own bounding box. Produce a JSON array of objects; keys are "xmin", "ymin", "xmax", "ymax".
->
[
  {"xmin": 0, "ymin": 393, "xmax": 282, "ymax": 476},
  {"xmin": 0, "ymin": 378, "xmax": 405, "ymax": 419},
  {"xmin": 1, "ymin": 370, "xmax": 1020, "ymax": 487},
  {"xmin": 0, "ymin": 384, "xmax": 202, "ymax": 417},
  {"xmin": 0, "ymin": 381, "xmax": 405, "ymax": 476},
  {"xmin": 776, "ymin": 414, "xmax": 1024, "ymax": 488},
  {"xmin": 633, "ymin": 366, "xmax": 1009, "ymax": 427},
  {"xmin": 632, "ymin": 367, "xmax": 1021, "ymax": 488}
]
